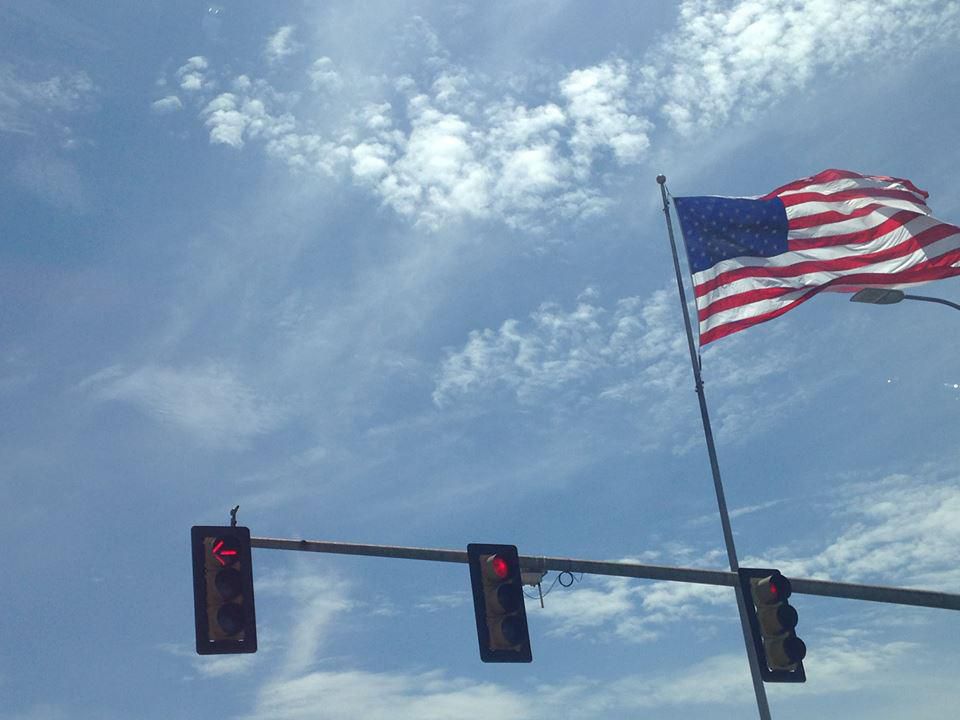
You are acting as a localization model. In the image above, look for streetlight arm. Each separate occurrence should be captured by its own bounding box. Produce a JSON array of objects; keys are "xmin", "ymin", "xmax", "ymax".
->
[{"xmin": 902, "ymin": 293, "xmax": 960, "ymax": 312}]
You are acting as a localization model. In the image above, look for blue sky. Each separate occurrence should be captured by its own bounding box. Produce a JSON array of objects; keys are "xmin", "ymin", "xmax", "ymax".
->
[{"xmin": 2, "ymin": 1, "xmax": 960, "ymax": 718}]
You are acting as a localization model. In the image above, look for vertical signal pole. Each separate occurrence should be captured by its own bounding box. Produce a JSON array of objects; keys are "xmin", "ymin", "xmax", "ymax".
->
[{"xmin": 656, "ymin": 175, "xmax": 772, "ymax": 720}]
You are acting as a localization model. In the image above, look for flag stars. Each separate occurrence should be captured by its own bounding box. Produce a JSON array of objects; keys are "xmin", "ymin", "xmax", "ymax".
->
[{"xmin": 674, "ymin": 195, "xmax": 789, "ymax": 273}]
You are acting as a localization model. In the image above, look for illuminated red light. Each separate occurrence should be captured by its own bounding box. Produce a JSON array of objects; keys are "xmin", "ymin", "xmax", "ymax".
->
[
  {"xmin": 491, "ymin": 556, "xmax": 510, "ymax": 579},
  {"xmin": 211, "ymin": 538, "xmax": 239, "ymax": 566}
]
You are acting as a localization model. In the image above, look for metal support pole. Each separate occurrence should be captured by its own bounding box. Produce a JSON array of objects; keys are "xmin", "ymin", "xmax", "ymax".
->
[
  {"xmin": 250, "ymin": 536, "xmax": 960, "ymax": 611},
  {"xmin": 656, "ymin": 175, "xmax": 772, "ymax": 719}
]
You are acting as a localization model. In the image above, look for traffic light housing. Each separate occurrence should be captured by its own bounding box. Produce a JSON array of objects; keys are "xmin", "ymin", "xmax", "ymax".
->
[
  {"xmin": 191, "ymin": 525, "xmax": 258, "ymax": 655},
  {"xmin": 467, "ymin": 544, "xmax": 532, "ymax": 663},
  {"xmin": 739, "ymin": 567, "xmax": 806, "ymax": 682}
]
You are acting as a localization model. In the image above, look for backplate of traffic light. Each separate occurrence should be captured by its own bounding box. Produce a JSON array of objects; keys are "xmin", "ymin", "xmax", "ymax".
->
[
  {"xmin": 191, "ymin": 525, "xmax": 258, "ymax": 655},
  {"xmin": 467, "ymin": 544, "xmax": 532, "ymax": 663},
  {"xmin": 738, "ymin": 567, "xmax": 806, "ymax": 682}
]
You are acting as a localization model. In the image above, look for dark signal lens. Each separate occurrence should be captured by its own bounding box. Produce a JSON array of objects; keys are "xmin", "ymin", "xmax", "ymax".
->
[
  {"xmin": 783, "ymin": 636, "xmax": 807, "ymax": 663},
  {"xmin": 496, "ymin": 583, "xmax": 522, "ymax": 613},
  {"xmin": 777, "ymin": 605, "xmax": 799, "ymax": 630},
  {"xmin": 215, "ymin": 567, "xmax": 243, "ymax": 601},
  {"xmin": 499, "ymin": 616, "xmax": 525, "ymax": 646},
  {"xmin": 217, "ymin": 603, "xmax": 245, "ymax": 636}
]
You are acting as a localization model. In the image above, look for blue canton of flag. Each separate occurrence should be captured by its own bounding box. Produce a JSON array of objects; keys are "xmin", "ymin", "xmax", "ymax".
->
[{"xmin": 675, "ymin": 196, "xmax": 788, "ymax": 274}]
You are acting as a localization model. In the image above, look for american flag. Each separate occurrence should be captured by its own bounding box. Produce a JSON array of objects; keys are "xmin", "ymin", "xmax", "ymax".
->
[{"xmin": 673, "ymin": 169, "xmax": 960, "ymax": 345}]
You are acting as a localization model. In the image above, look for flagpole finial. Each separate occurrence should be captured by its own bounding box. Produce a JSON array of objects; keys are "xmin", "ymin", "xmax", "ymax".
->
[{"xmin": 656, "ymin": 174, "xmax": 666, "ymax": 184}]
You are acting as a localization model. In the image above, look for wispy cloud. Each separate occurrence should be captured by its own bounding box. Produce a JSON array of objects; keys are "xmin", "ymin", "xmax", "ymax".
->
[
  {"xmin": 79, "ymin": 361, "xmax": 285, "ymax": 449},
  {"xmin": 150, "ymin": 95, "xmax": 182, "ymax": 114},
  {"xmin": 155, "ymin": 2, "xmax": 959, "ymax": 233},
  {"xmin": 538, "ymin": 463, "xmax": 960, "ymax": 644},
  {"xmin": 760, "ymin": 466, "xmax": 960, "ymax": 591},
  {"xmin": 256, "ymin": 569, "xmax": 354, "ymax": 675},
  {"xmin": 433, "ymin": 288, "xmax": 687, "ymax": 407},
  {"xmin": 654, "ymin": 0, "xmax": 960, "ymax": 135},
  {"xmin": 432, "ymin": 286, "xmax": 827, "ymax": 454},
  {"xmin": 537, "ymin": 565, "xmax": 731, "ymax": 645},
  {"xmin": 0, "ymin": 63, "xmax": 95, "ymax": 137},
  {"xmin": 265, "ymin": 25, "xmax": 302, "ymax": 65},
  {"xmin": 242, "ymin": 637, "xmax": 924, "ymax": 720},
  {"xmin": 245, "ymin": 670, "xmax": 534, "ymax": 720},
  {"xmin": 158, "ymin": 25, "xmax": 649, "ymax": 230},
  {"xmin": 414, "ymin": 592, "xmax": 469, "ymax": 613}
]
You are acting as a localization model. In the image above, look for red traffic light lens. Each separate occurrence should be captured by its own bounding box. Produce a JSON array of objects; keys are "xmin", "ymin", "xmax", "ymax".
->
[
  {"xmin": 211, "ymin": 537, "xmax": 240, "ymax": 566},
  {"xmin": 491, "ymin": 555, "xmax": 510, "ymax": 579},
  {"xmin": 769, "ymin": 574, "xmax": 792, "ymax": 600}
]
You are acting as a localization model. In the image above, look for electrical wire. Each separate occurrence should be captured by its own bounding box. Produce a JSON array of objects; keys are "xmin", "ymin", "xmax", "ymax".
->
[{"xmin": 523, "ymin": 570, "xmax": 584, "ymax": 601}]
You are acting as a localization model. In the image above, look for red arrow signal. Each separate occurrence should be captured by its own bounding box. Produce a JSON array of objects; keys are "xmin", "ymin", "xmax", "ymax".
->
[{"xmin": 211, "ymin": 539, "xmax": 239, "ymax": 566}]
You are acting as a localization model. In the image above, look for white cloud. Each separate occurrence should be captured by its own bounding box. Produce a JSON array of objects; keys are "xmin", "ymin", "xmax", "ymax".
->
[
  {"xmin": 414, "ymin": 592, "xmax": 468, "ymax": 612},
  {"xmin": 540, "ymin": 580, "xmax": 636, "ymax": 636},
  {"xmin": 537, "ymin": 569, "xmax": 731, "ymax": 644},
  {"xmin": 350, "ymin": 140, "xmax": 394, "ymax": 180},
  {"xmin": 158, "ymin": 3, "xmax": 960, "ymax": 231},
  {"xmin": 242, "ymin": 570, "xmax": 534, "ymax": 720},
  {"xmin": 432, "ymin": 289, "xmax": 687, "ymax": 407},
  {"xmin": 265, "ymin": 132, "xmax": 348, "ymax": 174},
  {"xmin": 559, "ymin": 60, "xmax": 651, "ymax": 174},
  {"xmin": 308, "ymin": 57, "xmax": 342, "ymax": 93},
  {"xmin": 202, "ymin": 90, "xmax": 296, "ymax": 149},
  {"xmin": 537, "ymin": 464, "xmax": 960, "ymax": 647},
  {"xmin": 177, "ymin": 56, "xmax": 211, "ymax": 92},
  {"xmin": 265, "ymin": 25, "xmax": 302, "ymax": 65},
  {"xmin": 257, "ymin": 570, "xmax": 354, "ymax": 675},
  {"xmin": 375, "ymin": 95, "xmax": 491, "ymax": 227},
  {"xmin": 767, "ymin": 469, "xmax": 960, "ymax": 591},
  {"xmin": 245, "ymin": 643, "xmax": 926, "ymax": 720},
  {"xmin": 202, "ymin": 93, "xmax": 249, "ymax": 147},
  {"xmin": 193, "ymin": 653, "xmax": 258, "ymax": 677},
  {"xmin": 656, "ymin": 0, "xmax": 960, "ymax": 134},
  {"xmin": 150, "ymin": 95, "xmax": 182, "ymax": 114},
  {"xmin": 791, "ymin": 635, "xmax": 916, "ymax": 694},
  {"xmin": 160, "ymin": 36, "xmax": 649, "ymax": 230},
  {"xmin": 245, "ymin": 671, "xmax": 535, "ymax": 720},
  {"xmin": 432, "ymin": 284, "xmax": 854, "ymax": 455},
  {"xmin": 80, "ymin": 361, "xmax": 285, "ymax": 448},
  {"xmin": 0, "ymin": 64, "xmax": 95, "ymax": 135}
]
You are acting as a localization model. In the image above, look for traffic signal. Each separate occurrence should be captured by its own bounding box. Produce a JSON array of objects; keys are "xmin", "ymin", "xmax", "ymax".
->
[
  {"xmin": 191, "ymin": 525, "xmax": 258, "ymax": 655},
  {"xmin": 467, "ymin": 544, "xmax": 532, "ymax": 663},
  {"xmin": 738, "ymin": 567, "xmax": 806, "ymax": 682}
]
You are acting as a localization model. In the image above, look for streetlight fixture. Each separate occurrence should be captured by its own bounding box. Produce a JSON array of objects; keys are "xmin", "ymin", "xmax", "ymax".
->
[{"xmin": 850, "ymin": 288, "xmax": 960, "ymax": 312}]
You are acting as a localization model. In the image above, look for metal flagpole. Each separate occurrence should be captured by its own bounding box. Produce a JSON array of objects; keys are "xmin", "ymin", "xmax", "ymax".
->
[{"xmin": 656, "ymin": 175, "xmax": 773, "ymax": 720}]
